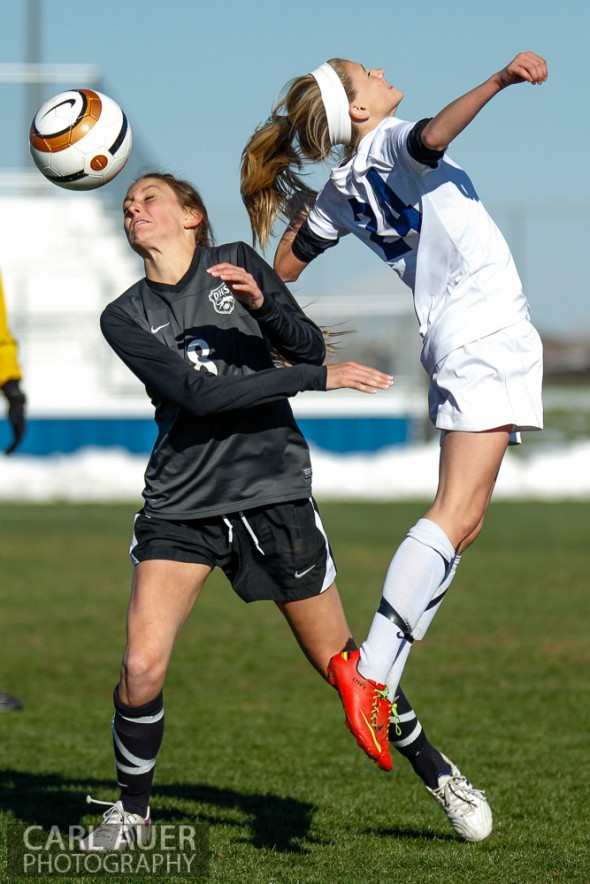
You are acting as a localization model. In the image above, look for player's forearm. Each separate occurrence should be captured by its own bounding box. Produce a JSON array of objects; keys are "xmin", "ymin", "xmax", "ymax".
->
[
  {"xmin": 274, "ymin": 232, "xmax": 307, "ymax": 283},
  {"xmin": 420, "ymin": 75, "xmax": 503, "ymax": 152},
  {"xmin": 255, "ymin": 297, "xmax": 326, "ymax": 365}
]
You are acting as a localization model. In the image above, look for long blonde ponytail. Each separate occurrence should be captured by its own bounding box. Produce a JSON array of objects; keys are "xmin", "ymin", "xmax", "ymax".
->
[
  {"xmin": 241, "ymin": 61, "xmax": 354, "ymax": 249},
  {"xmin": 240, "ymin": 112, "xmax": 310, "ymax": 250}
]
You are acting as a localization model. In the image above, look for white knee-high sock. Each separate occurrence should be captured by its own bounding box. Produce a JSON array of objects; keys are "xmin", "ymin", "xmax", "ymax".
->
[
  {"xmin": 385, "ymin": 640, "xmax": 412, "ymax": 702},
  {"xmin": 358, "ymin": 519, "xmax": 455, "ymax": 687},
  {"xmin": 412, "ymin": 554, "xmax": 461, "ymax": 641},
  {"xmin": 385, "ymin": 554, "xmax": 462, "ymax": 700}
]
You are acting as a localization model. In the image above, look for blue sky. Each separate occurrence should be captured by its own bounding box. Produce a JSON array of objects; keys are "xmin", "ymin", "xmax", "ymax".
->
[{"xmin": 2, "ymin": 0, "xmax": 588, "ymax": 336}]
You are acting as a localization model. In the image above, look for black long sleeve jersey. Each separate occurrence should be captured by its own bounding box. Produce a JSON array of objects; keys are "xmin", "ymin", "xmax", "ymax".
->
[{"xmin": 100, "ymin": 241, "xmax": 328, "ymax": 519}]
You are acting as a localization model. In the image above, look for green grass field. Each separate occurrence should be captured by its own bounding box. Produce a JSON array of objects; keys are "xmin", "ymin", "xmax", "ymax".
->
[{"xmin": 1, "ymin": 501, "xmax": 588, "ymax": 882}]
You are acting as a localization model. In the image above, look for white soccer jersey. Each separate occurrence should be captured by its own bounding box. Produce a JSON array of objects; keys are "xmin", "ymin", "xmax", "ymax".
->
[{"xmin": 305, "ymin": 117, "xmax": 531, "ymax": 374}]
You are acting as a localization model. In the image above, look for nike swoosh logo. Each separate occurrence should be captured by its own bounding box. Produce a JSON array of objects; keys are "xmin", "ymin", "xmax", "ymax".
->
[
  {"xmin": 150, "ymin": 322, "xmax": 170, "ymax": 334},
  {"xmin": 294, "ymin": 565, "xmax": 316, "ymax": 579},
  {"xmin": 43, "ymin": 97, "xmax": 76, "ymax": 119},
  {"xmin": 360, "ymin": 710, "xmax": 381, "ymax": 753}
]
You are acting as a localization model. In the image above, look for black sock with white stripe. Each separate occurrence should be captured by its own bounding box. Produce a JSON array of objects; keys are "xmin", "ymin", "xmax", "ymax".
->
[
  {"xmin": 389, "ymin": 687, "xmax": 450, "ymax": 790},
  {"xmin": 112, "ymin": 686, "xmax": 164, "ymax": 817}
]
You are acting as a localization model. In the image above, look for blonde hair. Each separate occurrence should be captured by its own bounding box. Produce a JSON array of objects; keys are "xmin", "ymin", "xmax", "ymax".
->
[{"xmin": 240, "ymin": 59, "xmax": 356, "ymax": 249}]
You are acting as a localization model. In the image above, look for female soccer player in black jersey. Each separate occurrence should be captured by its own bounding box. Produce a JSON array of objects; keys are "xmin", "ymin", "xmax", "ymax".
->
[{"xmin": 79, "ymin": 172, "xmax": 490, "ymax": 851}]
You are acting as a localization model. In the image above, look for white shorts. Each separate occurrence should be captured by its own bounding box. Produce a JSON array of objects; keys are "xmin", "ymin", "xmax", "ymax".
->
[{"xmin": 428, "ymin": 320, "xmax": 543, "ymax": 433}]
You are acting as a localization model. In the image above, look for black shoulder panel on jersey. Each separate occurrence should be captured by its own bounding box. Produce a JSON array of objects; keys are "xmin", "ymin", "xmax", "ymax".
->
[
  {"xmin": 407, "ymin": 118, "xmax": 445, "ymax": 168},
  {"xmin": 292, "ymin": 220, "xmax": 339, "ymax": 264}
]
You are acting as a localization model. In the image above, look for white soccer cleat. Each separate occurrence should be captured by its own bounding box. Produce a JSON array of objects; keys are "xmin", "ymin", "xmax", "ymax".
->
[
  {"xmin": 79, "ymin": 796, "xmax": 151, "ymax": 852},
  {"xmin": 425, "ymin": 755, "xmax": 493, "ymax": 842}
]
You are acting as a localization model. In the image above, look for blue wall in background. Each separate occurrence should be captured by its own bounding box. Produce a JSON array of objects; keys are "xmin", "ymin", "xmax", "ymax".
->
[
  {"xmin": 0, "ymin": 418, "xmax": 157, "ymax": 456},
  {"xmin": 0, "ymin": 416, "xmax": 417, "ymax": 456},
  {"xmin": 298, "ymin": 417, "xmax": 414, "ymax": 453}
]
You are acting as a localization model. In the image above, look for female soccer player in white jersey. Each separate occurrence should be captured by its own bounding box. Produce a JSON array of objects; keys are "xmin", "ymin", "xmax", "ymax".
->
[
  {"xmin": 241, "ymin": 52, "xmax": 546, "ymax": 771},
  {"xmin": 77, "ymin": 173, "xmax": 491, "ymax": 851}
]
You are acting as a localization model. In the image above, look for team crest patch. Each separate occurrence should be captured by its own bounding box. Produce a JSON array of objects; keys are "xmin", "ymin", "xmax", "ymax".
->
[{"xmin": 209, "ymin": 282, "xmax": 235, "ymax": 314}]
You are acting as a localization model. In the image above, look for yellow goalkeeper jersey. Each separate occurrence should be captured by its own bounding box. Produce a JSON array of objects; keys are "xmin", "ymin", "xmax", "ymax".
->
[{"xmin": 0, "ymin": 273, "xmax": 22, "ymax": 387}]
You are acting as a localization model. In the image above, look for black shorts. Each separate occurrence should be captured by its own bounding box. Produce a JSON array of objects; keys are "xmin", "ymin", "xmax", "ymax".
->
[{"xmin": 129, "ymin": 498, "xmax": 337, "ymax": 604}]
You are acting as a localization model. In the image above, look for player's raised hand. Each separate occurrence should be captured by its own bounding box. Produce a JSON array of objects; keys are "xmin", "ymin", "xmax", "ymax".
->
[
  {"xmin": 497, "ymin": 52, "xmax": 548, "ymax": 88},
  {"xmin": 207, "ymin": 263, "xmax": 264, "ymax": 310},
  {"xmin": 325, "ymin": 362, "xmax": 393, "ymax": 394}
]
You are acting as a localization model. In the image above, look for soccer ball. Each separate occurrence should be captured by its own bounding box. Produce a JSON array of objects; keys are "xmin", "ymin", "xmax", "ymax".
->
[{"xmin": 29, "ymin": 89, "xmax": 132, "ymax": 191}]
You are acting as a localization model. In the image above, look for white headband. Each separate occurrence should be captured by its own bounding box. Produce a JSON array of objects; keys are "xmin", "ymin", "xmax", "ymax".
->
[{"xmin": 310, "ymin": 62, "xmax": 352, "ymax": 146}]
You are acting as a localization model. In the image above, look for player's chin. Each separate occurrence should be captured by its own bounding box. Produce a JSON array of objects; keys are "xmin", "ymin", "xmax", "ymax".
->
[{"xmin": 128, "ymin": 238, "xmax": 150, "ymax": 258}]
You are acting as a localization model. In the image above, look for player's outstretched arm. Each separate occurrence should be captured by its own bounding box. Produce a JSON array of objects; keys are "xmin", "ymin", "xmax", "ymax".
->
[
  {"xmin": 325, "ymin": 362, "xmax": 393, "ymax": 394},
  {"xmin": 421, "ymin": 51, "xmax": 548, "ymax": 153}
]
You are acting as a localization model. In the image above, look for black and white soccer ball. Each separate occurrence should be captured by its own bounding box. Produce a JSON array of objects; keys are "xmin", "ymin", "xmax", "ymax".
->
[{"xmin": 29, "ymin": 89, "xmax": 132, "ymax": 191}]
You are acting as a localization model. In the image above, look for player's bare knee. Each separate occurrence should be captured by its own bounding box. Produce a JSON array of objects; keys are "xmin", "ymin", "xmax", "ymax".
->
[
  {"xmin": 451, "ymin": 509, "xmax": 486, "ymax": 549},
  {"xmin": 121, "ymin": 651, "xmax": 165, "ymax": 703},
  {"xmin": 461, "ymin": 513, "xmax": 486, "ymax": 550}
]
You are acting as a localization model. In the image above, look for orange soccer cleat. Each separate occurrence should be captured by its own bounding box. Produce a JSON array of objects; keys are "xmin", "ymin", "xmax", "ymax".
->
[{"xmin": 327, "ymin": 649, "xmax": 392, "ymax": 771}]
